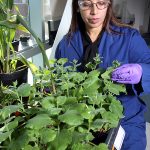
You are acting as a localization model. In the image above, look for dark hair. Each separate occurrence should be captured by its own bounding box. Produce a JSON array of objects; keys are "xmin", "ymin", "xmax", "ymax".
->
[{"xmin": 67, "ymin": 0, "xmax": 131, "ymax": 37}]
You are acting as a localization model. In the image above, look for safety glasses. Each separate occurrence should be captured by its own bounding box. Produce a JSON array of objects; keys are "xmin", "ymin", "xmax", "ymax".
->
[{"xmin": 78, "ymin": 0, "xmax": 110, "ymax": 10}]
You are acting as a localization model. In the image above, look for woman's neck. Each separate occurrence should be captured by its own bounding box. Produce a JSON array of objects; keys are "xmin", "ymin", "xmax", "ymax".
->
[{"xmin": 86, "ymin": 26, "xmax": 103, "ymax": 42}]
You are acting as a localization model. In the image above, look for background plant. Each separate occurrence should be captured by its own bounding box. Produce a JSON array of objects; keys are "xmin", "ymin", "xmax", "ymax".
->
[
  {"xmin": 0, "ymin": 56, "xmax": 126, "ymax": 150},
  {"xmin": 0, "ymin": 0, "xmax": 50, "ymax": 74}
]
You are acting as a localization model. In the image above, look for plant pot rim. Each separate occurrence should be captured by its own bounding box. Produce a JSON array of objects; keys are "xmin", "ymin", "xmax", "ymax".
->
[{"xmin": 0, "ymin": 66, "xmax": 28, "ymax": 75}]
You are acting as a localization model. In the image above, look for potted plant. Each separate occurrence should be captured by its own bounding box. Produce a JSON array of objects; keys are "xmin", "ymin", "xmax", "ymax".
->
[
  {"xmin": 0, "ymin": 55, "xmax": 126, "ymax": 150},
  {"xmin": 0, "ymin": 0, "xmax": 50, "ymax": 86}
]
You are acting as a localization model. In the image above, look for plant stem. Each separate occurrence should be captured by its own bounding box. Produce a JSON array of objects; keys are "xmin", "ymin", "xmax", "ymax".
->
[
  {"xmin": 88, "ymin": 141, "xmax": 97, "ymax": 146},
  {"xmin": 88, "ymin": 119, "xmax": 91, "ymax": 132},
  {"xmin": 68, "ymin": 126, "xmax": 75, "ymax": 131},
  {"xmin": 50, "ymin": 71, "xmax": 56, "ymax": 94},
  {"xmin": 40, "ymin": 79, "xmax": 43, "ymax": 93},
  {"xmin": 67, "ymin": 83, "xmax": 69, "ymax": 97},
  {"xmin": 0, "ymin": 146, "xmax": 8, "ymax": 149},
  {"xmin": 5, "ymin": 122, "xmax": 12, "ymax": 142},
  {"xmin": 66, "ymin": 72, "xmax": 69, "ymax": 97},
  {"xmin": 52, "ymin": 81, "xmax": 56, "ymax": 94},
  {"xmin": 102, "ymin": 103, "xmax": 110, "ymax": 107},
  {"xmin": 6, "ymin": 9, "xmax": 11, "ymax": 73},
  {"xmin": 57, "ymin": 125, "xmax": 60, "ymax": 134}
]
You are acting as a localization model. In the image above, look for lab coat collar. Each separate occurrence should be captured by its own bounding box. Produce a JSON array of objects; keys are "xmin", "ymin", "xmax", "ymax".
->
[
  {"xmin": 69, "ymin": 30, "xmax": 84, "ymax": 58},
  {"xmin": 69, "ymin": 28, "xmax": 114, "ymax": 61}
]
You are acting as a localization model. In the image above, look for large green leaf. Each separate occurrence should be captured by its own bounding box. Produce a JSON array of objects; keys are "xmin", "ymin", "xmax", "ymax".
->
[
  {"xmin": 57, "ymin": 58, "xmax": 68, "ymax": 65},
  {"xmin": 66, "ymin": 103, "xmax": 87, "ymax": 113},
  {"xmin": 63, "ymin": 103, "xmax": 94, "ymax": 120},
  {"xmin": 104, "ymin": 80, "xmax": 126, "ymax": 95},
  {"xmin": 49, "ymin": 129, "xmax": 72, "ymax": 150},
  {"xmin": 91, "ymin": 119, "xmax": 105, "ymax": 131},
  {"xmin": 109, "ymin": 99, "xmax": 123, "ymax": 118},
  {"xmin": 58, "ymin": 110, "xmax": 83, "ymax": 126},
  {"xmin": 88, "ymin": 94, "xmax": 106, "ymax": 105},
  {"xmin": 96, "ymin": 143, "xmax": 108, "ymax": 150},
  {"xmin": 6, "ymin": 0, "xmax": 14, "ymax": 10},
  {"xmin": 0, "ymin": 130, "xmax": 13, "ymax": 142},
  {"xmin": 23, "ymin": 145, "xmax": 39, "ymax": 150},
  {"xmin": 0, "ymin": 105, "xmax": 23, "ymax": 120},
  {"xmin": 41, "ymin": 96, "xmax": 55, "ymax": 109},
  {"xmin": 20, "ymin": 55, "xmax": 39, "ymax": 75},
  {"xmin": 80, "ymin": 105, "xmax": 95, "ymax": 120},
  {"xmin": 101, "ymin": 112, "xmax": 119, "ymax": 128},
  {"xmin": 63, "ymin": 97, "xmax": 77, "ymax": 105},
  {"xmin": 0, "ymin": 119, "xmax": 18, "ymax": 132},
  {"xmin": 101, "ymin": 68, "xmax": 112, "ymax": 80},
  {"xmin": 48, "ymin": 108, "xmax": 62, "ymax": 115},
  {"xmin": 60, "ymin": 82, "xmax": 75, "ymax": 91},
  {"xmin": 85, "ymin": 132, "xmax": 94, "ymax": 142},
  {"xmin": 56, "ymin": 96, "xmax": 67, "ymax": 106},
  {"xmin": 71, "ymin": 131, "xmax": 87, "ymax": 145},
  {"xmin": 71, "ymin": 143, "xmax": 93, "ymax": 150},
  {"xmin": 69, "ymin": 72, "xmax": 87, "ymax": 83},
  {"xmin": 40, "ymin": 128, "xmax": 57, "ymax": 144},
  {"xmin": 82, "ymin": 70, "xmax": 100, "ymax": 96},
  {"xmin": 16, "ymin": 24, "xmax": 29, "ymax": 33},
  {"xmin": 0, "ymin": 0, "xmax": 14, "ymax": 12},
  {"xmin": 26, "ymin": 114, "xmax": 54, "ymax": 130},
  {"xmin": 0, "ymin": 20, "xmax": 17, "ymax": 29},
  {"xmin": 22, "ymin": 145, "xmax": 34, "ymax": 150},
  {"xmin": 8, "ymin": 130, "xmax": 33, "ymax": 150},
  {"xmin": 83, "ymin": 79, "xmax": 100, "ymax": 96},
  {"xmin": 17, "ymin": 83, "xmax": 31, "ymax": 97}
]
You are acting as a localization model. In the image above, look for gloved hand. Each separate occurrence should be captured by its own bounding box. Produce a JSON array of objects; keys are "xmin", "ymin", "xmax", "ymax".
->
[{"xmin": 111, "ymin": 64, "xmax": 142, "ymax": 84}]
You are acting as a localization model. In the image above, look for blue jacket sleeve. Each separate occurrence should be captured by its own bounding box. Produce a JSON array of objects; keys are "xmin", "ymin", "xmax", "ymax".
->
[
  {"xmin": 55, "ymin": 41, "xmax": 62, "ymax": 59},
  {"xmin": 140, "ymin": 64, "xmax": 150, "ymax": 94},
  {"xmin": 129, "ymin": 30, "xmax": 150, "ymax": 95},
  {"xmin": 55, "ymin": 36, "xmax": 70, "ymax": 60}
]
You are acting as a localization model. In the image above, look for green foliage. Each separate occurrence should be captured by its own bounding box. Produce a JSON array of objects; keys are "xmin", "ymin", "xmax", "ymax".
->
[
  {"xmin": 0, "ymin": 57, "xmax": 126, "ymax": 149},
  {"xmin": 0, "ymin": 0, "xmax": 49, "ymax": 74}
]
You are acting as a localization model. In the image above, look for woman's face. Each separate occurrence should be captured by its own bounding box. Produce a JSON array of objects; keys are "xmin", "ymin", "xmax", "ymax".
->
[{"xmin": 78, "ymin": 0, "xmax": 109, "ymax": 31}]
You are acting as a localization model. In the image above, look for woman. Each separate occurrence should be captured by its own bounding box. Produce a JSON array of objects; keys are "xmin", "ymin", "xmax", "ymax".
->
[{"xmin": 55, "ymin": 0, "xmax": 150, "ymax": 149}]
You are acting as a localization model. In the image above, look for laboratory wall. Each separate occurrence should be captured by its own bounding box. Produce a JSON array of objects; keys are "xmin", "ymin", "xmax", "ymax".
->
[{"xmin": 113, "ymin": 0, "xmax": 150, "ymax": 32}]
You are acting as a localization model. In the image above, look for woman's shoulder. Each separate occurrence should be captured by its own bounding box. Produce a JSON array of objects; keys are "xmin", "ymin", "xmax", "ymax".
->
[
  {"xmin": 58, "ymin": 34, "xmax": 69, "ymax": 45},
  {"xmin": 58, "ymin": 30, "xmax": 82, "ymax": 50},
  {"xmin": 59, "ymin": 30, "xmax": 81, "ymax": 45},
  {"xmin": 111, "ymin": 24, "xmax": 139, "ymax": 36}
]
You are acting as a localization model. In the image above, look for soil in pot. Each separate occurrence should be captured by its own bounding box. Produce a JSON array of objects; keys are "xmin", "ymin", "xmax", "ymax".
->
[{"xmin": 0, "ymin": 61, "xmax": 28, "ymax": 87}]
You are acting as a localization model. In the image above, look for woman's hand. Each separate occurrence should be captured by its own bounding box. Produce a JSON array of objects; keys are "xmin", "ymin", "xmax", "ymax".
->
[{"xmin": 111, "ymin": 64, "xmax": 142, "ymax": 84}]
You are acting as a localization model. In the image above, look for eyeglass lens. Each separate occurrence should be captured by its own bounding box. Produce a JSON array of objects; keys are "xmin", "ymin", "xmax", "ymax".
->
[{"xmin": 78, "ymin": 0, "xmax": 110, "ymax": 10}]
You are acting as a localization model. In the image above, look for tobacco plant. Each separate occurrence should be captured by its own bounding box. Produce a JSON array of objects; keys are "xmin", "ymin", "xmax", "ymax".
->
[{"xmin": 0, "ymin": 56, "xmax": 126, "ymax": 150}]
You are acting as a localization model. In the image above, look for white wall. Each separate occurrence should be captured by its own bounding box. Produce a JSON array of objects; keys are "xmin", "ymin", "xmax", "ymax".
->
[
  {"xmin": 43, "ymin": 0, "xmax": 67, "ymax": 20},
  {"xmin": 46, "ymin": 0, "xmax": 72, "ymax": 59},
  {"xmin": 43, "ymin": 0, "xmax": 67, "ymax": 40},
  {"xmin": 113, "ymin": 0, "xmax": 150, "ymax": 32}
]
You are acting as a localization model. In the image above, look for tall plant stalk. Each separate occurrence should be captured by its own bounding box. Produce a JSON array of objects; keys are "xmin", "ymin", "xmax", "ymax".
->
[{"xmin": 6, "ymin": 9, "xmax": 11, "ymax": 73}]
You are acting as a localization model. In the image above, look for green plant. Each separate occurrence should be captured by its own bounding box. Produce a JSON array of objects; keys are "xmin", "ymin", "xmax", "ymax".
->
[
  {"xmin": 0, "ymin": 0, "xmax": 50, "ymax": 74},
  {"xmin": 0, "ymin": 56, "xmax": 126, "ymax": 150}
]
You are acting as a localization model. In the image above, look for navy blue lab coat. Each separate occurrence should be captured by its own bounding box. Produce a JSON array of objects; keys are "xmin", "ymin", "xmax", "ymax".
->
[{"xmin": 55, "ymin": 25, "xmax": 150, "ymax": 150}]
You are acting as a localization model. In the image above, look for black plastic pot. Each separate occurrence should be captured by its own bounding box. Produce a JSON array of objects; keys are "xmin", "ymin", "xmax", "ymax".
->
[
  {"xmin": 20, "ymin": 36, "xmax": 30, "ymax": 43},
  {"xmin": 12, "ymin": 40, "xmax": 20, "ymax": 52},
  {"xmin": 0, "ymin": 61, "xmax": 28, "ymax": 87},
  {"xmin": 48, "ymin": 20, "xmax": 59, "ymax": 46},
  {"xmin": 92, "ymin": 124, "xmax": 125, "ymax": 150}
]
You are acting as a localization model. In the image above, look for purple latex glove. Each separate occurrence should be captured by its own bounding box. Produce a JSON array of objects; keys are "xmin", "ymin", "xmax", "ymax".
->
[{"xmin": 111, "ymin": 64, "xmax": 142, "ymax": 84}]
